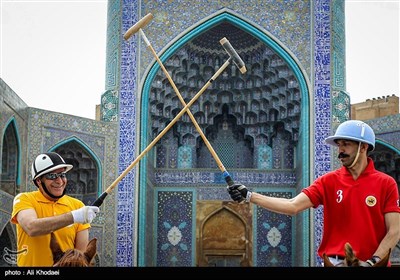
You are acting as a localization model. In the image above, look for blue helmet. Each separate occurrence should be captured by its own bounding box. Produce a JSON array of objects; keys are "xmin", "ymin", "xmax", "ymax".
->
[{"xmin": 325, "ymin": 120, "xmax": 375, "ymax": 151}]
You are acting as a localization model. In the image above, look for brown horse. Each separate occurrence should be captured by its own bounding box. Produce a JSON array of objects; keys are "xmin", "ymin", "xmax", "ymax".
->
[
  {"xmin": 323, "ymin": 242, "xmax": 391, "ymax": 267},
  {"xmin": 50, "ymin": 232, "xmax": 97, "ymax": 267}
]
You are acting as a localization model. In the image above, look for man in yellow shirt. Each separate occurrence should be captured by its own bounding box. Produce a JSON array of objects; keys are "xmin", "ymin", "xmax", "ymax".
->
[{"xmin": 11, "ymin": 152, "xmax": 100, "ymax": 266}]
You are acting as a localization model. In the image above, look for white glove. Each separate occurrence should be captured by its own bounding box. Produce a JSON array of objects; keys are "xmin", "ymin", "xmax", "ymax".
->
[{"xmin": 71, "ymin": 206, "xmax": 99, "ymax": 224}]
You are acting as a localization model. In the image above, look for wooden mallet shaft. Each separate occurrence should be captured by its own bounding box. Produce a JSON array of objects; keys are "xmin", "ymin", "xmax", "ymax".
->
[
  {"xmin": 93, "ymin": 58, "xmax": 232, "ymax": 207},
  {"xmin": 123, "ymin": 13, "xmax": 237, "ymax": 184}
]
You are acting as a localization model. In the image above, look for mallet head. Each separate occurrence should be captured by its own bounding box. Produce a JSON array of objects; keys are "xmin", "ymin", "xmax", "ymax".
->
[
  {"xmin": 124, "ymin": 13, "xmax": 154, "ymax": 40},
  {"xmin": 219, "ymin": 37, "xmax": 247, "ymax": 74}
]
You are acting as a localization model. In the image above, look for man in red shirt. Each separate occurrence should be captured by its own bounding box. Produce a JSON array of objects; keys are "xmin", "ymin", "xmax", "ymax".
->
[{"xmin": 228, "ymin": 120, "xmax": 400, "ymax": 266}]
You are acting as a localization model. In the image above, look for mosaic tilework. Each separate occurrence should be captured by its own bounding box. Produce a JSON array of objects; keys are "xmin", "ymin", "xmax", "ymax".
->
[
  {"xmin": 313, "ymin": 0, "xmax": 334, "ymax": 266},
  {"xmin": 29, "ymin": 109, "xmax": 116, "ymax": 177},
  {"xmin": 101, "ymin": 90, "xmax": 119, "ymax": 122},
  {"xmin": 1, "ymin": 120, "xmax": 19, "ymax": 195},
  {"xmin": 257, "ymin": 145, "xmax": 273, "ymax": 169},
  {"xmin": 177, "ymin": 146, "xmax": 193, "ymax": 168},
  {"xmin": 0, "ymin": 192, "xmax": 14, "ymax": 230},
  {"xmin": 331, "ymin": 90, "xmax": 350, "ymax": 123},
  {"xmin": 197, "ymin": 186, "xmax": 233, "ymax": 201},
  {"xmin": 377, "ymin": 132, "xmax": 400, "ymax": 151},
  {"xmin": 106, "ymin": 1, "xmax": 121, "ymax": 91},
  {"xmin": 141, "ymin": 0, "xmax": 311, "ymax": 79},
  {"xmin": 89, "ymin": 225, "xmax": 104, "ymax": 260},
  {"xmin": 117, "ymin": 0, "xmax": 139, "ymax": 267},
  {"xmin": 367, "ymin": 115, "xmax": 400, "ymax": 150},
  {"xmin": 256, "ymin": 191, "xmax": 293, "ymax": 267},
  {"xmin": 153, "ymin": 170, "xmax": 297, "ymax": 186},
  {"xmin": 43, "ymin": 130, "xmax": 106, "ymax": 164},
  {"xmin": 332, "ymin": 0, "xmax": 345, "ymax": 90},
  {"xmin": 156, "ymin": 191, "xmax": 193, "ymax": 266},
  {"xmin": 104, "ymin": 0, "xmax": 121, "ymax": 123}
]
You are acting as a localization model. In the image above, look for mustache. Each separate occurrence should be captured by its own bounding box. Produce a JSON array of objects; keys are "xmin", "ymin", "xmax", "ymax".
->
[{"xmin": 338, "ymin": 152, "xmax": 349, "ymax": 159}]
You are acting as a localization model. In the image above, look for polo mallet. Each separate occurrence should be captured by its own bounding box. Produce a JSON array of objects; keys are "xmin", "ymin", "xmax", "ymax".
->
[
  {"xmin": 92, "ymin": 24, "xmax": 245, "ymax": 207},
  {"xmin": 123, "ymin": 13, "xmax": 246, "ymax": 187}
]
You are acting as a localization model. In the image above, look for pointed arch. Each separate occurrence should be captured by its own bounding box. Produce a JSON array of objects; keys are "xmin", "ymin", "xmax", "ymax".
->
[
  {"xmin": 371, "ymin": 139, "xmax": 400, "ymax": 185},
  {"xmin": 1, "ymin": 117, "xmax": 21, "ymax": 195},
  {"xmin": 197, "ymin": 203, "xmax": 252, "ymax": 267},
  {"xmin": 138, "ymin": 9, "xmax": 311, "ymax": 265},
  {"xmin": 376, "ymin": 139, "xmax": 400, "ymax": 154},
  {"xmin": 49, "ymin": 136, "xmax": 102, "ymax": 205},
  {"xmin": 140, "ymin": 8, "xmax": 311, "ymax": 183}
]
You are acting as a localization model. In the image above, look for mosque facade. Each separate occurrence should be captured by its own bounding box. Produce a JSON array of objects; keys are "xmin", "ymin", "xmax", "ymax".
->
[{"xmin": 1, "ymin": 0, "xmax": 399, "ymax": 267}]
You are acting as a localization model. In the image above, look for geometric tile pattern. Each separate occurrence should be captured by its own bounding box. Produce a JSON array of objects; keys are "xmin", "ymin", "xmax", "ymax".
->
[
  {"xmin": 152, "ymin": 170, "xmax": 297, "ymax": 186},
  {"xmin": 142, "ymin": 0, "xmax": 311, "ymax": 79},
  {"xmin": 312, "ymin": 0, "xmax": 335, "ymax": 267},
  {"xmin": 116, "ymin": 0, "xmax": 138, "ymax": 267},
  {"xmin": 255, "ymin": 191, "xmax": 293, "ymax": 267},
  {"xmin": 331, "ymin": 0, "xmax": 345, "ymax": 91},
  {"xmin": 101, "ymin": 90, "xmax": 119, "ymax": 122},
  {"xmin": 156, "ymin": 191, "xmax": 193, "ymax": 266},
  {"xmin": 367, "ymin": 115, "xmax": 400, "ymax": 150},
  {"xmin": 332, "ymin": 90, "xmax": 350, "ymax": 123}
]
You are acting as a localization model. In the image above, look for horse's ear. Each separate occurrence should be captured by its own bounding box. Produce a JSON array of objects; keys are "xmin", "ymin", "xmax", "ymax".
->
[
  {"xmin": 374, "ymin": 248, "xmax": 391, "ymax": 267},
  {"xmin": 323, "ymin": 253, "xmax": 335, "ymax": 267},
  {"xmin": 344, "ymin": 242, "xmax": 360, "ymax": 266},
  {"xmin": 50, "ymin": 232, "xmax": 64, "ymax": 264},
  {"xmin": 84, "ymin": 238, "xmax": 97, "ymax": 265}
]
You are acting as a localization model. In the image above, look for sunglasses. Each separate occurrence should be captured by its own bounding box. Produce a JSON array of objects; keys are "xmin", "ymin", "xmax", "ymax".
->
[{"xmin": 43, "ymin": 172, "xmax": 67, "ymax": 180}]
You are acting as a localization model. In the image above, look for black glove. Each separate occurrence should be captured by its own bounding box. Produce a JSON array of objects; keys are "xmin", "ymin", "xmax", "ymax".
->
[{"xmin": 227, "ymin": 184, "xmax": 252, "ymax": 202}]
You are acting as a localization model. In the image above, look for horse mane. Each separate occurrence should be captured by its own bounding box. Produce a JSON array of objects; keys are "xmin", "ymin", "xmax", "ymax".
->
[
  {"xmin": 50, "ymin": 232, "xmax": 97, "ymax": 267},
  {"xmin": 323, "ymin": 242, "xmax": 391, "ymax": 267}
]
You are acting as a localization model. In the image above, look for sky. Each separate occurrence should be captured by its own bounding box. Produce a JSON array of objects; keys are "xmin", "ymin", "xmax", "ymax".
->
[{"xmin": 0, "ymin": 0, "xmax": 399, "ymax": 120}]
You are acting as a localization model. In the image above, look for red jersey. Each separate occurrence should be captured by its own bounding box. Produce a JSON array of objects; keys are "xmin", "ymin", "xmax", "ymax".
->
[{"xmin": 302, "ymin": 158, "xmax": 400, "ymax": 261}]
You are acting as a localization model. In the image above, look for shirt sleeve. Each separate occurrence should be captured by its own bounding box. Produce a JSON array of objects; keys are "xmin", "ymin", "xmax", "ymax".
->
[
  {"xmin": 10, "ymin": 193, "xmax": 35, "ymax": 224},
  {"xmin": 383, "ymin": 177, "xmax": 400, "ymax": 214},
  {"xmin": 302, "ymin": 176, "xmax": 325, "ymax": 208}
]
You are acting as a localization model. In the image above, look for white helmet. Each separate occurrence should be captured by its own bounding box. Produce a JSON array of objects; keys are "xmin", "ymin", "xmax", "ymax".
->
[{"xmin": 31, "ymin": 152, "xmax": 73, "ymax": 182}]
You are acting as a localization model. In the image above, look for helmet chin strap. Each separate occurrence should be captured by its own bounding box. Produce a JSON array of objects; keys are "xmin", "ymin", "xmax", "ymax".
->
[
  {"xmin": 348, "ymin": 142, "xmax": 361, "ymax": 169},
  {"xmin": 40, "ymin": 181, "xmax": 66, "ymax": 200}
]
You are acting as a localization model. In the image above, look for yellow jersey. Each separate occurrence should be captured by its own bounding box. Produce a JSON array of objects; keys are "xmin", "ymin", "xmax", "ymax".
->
[{"xmin": 11, "ymin": 191, "xmax": 90, "ymax": 266}]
